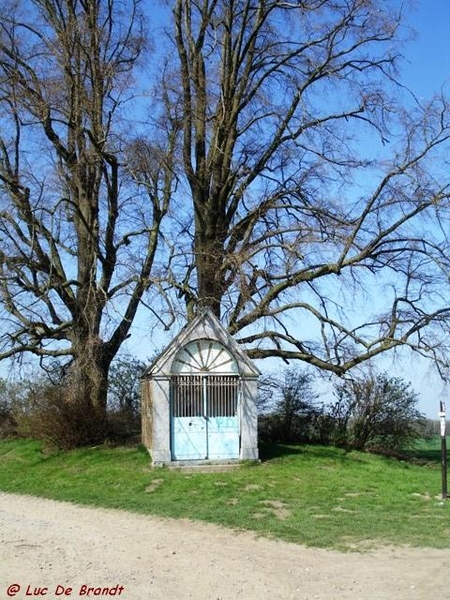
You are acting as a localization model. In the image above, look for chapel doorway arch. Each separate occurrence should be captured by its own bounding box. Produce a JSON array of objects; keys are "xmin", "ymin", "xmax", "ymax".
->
[{"xmin": 170, "ymin": 339, "xmax": 240, "ymax": 460}]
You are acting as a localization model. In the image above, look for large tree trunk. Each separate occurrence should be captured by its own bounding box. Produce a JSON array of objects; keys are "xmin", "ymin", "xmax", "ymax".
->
[
  {"xmin": 195, "ymin": 234, "xmax": 225, "ymax": 318},
  {"xmin": 66, "ymin": 335, "xmax": 112, "ymax": 445}
]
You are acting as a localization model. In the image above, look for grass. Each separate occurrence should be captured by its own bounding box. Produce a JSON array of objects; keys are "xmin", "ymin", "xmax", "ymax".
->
[
  {"xmin": 0, "ymin": 438, "xmax": 449, "ymax": 550},
  {"xmin": 406, "ymin": 436, "xmax": 444, "ymax": 463}
]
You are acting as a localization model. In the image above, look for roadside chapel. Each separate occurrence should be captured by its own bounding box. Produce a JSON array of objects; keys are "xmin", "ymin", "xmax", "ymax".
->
[{"xmin": 141, "ymin": 309, "xmax": 260, "ymax": 466}]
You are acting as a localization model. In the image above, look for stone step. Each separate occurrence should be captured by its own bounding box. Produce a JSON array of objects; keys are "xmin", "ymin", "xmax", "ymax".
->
[{"xmin": 167, "ymin": 460, "xmax": 243, "ymax": 473}]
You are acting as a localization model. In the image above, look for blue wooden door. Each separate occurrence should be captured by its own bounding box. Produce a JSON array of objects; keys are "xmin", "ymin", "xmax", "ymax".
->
[
  {"xmin": 171, "ymin": 376, "xmax": 240, "ymax": 461},
  {"xmin": 171, "ymin": 375, "xmax": 206, "ymax": 460},
  {"xmin": 171, "ymin": 415, "xmax": 207, "ymax": 460},
  {"xmin": 206, "ymin": 376, "xmax": 240, "ymax": 459},
  {"xmin": 207, "ymin": 416, "xmax": 240, "ymax": 459}
]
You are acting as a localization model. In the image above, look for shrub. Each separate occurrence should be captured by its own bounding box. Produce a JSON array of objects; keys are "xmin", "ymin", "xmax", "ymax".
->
[
  {"xmin": 14, "ymin": 381, "xmax": 107, "ymax": 450},
  {"xmin": 332, "ymin": 372, "xmax": 423, "ymax": 452},
  {"xmin": 0, "ymin": 354, "xmax": 147, "ymax": 448}
]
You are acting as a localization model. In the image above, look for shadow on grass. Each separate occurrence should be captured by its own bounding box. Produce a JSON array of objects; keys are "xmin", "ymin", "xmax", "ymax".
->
[
  {"xmin": 405, "ymin": 448, "xmax": 442, "ymax": 465},
  {"xmin": 258, "ymin": 442, "xmax": 305, "ymax": 461},
  {"xmin": 258, "ymin": 442, "xmax": 359, "ymax": 463}
]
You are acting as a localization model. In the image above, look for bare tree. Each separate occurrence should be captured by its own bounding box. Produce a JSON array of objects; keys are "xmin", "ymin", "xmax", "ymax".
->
[
  {"xmin": 0, "ymin": 0, "xmax": 172, "ymax": 430},
  {"xmin": 266, "ymin": 366, "xmax": 318, "ymax": 442},
  {"xmin": 160, "ymin": 0, "xmax": 450, "ymax": 375}
]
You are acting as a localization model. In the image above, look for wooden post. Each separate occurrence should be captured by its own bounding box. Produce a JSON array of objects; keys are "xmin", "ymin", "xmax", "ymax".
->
[{"xmin": 439, "ymin": 401, "xmax": 447, "ymax": 500}]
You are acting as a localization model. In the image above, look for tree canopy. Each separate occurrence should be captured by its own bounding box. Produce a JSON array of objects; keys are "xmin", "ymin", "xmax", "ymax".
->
[{"xmin": 159, "ymin": 0, "xmax": 450, "ymax": 374}]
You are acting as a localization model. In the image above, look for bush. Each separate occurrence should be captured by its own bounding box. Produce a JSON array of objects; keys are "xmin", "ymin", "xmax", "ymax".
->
[
  {"xmin": 0, "ymin": 355, "xmax": 147, "ymax": 449},
  {"xmin": 13, "ymin": 380, "xmax": 107, "ymax": 450},
  {"xmin": 331, "ymin": 372, "xmax": 423, "ymax": 452},
  {"xmin": 257, "ymin": 366, "xmax": 424, "ymax": 453}
]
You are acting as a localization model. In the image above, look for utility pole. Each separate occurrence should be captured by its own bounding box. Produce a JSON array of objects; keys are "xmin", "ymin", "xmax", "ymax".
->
[{"xmin": 439, "ymin": 401, "xmax": 447, "ymax": 499}]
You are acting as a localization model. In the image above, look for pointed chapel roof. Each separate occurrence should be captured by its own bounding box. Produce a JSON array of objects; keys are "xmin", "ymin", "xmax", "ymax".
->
[{"xmin": 145, "ymin": 308, "xmax": 260, "ymax": 378}]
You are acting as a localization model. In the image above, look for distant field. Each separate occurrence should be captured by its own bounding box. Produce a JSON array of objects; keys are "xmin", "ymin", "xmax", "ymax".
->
[
  {"xmin": 0, "ymin": 438, "xmax": 449, "ymax": 550},
  {"xmin": 408, "ymin": 436, "xmax": 442, "ymax": 460}
]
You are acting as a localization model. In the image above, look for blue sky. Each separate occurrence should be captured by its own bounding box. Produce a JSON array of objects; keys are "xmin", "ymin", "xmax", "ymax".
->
[
  {"xmin": 402, "ymin": 0, "xmax": 450, "ymax": 97},
  {"xmin": 394, "ymin": 1, "xmax": 450, "ymax": 416}
]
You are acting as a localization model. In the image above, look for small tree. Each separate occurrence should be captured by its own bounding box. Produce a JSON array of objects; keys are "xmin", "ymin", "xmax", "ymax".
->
[
  {"xmin": 108, "ymin": 355, "xmax": 146, "ymax": 419},
  {"xmin": 259, "ymin": 367, "xmax": 318, "ymax": 443},
  {"xmin": 0, "ymin": 379, "xmax": 16, "ymax": 438},
  {"xmin": 333, "ymin": 372, "xmax": 423, "ymax": 451}
]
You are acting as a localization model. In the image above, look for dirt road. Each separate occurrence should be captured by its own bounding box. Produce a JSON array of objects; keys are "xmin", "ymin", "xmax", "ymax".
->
[{"xmin": 1, "ymin": 492, "xmax": 449, "ymax": 599}]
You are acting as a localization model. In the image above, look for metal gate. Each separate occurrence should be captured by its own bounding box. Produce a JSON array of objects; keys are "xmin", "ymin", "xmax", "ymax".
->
[{"xmin": 170, "ymin": 375, "xmax": 240, "ymax": 460}]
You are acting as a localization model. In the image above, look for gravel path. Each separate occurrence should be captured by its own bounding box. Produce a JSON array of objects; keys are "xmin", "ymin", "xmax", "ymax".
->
[{"xmin": 1, "ymin": 492, "xmax": 449, "ymax": 599}]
